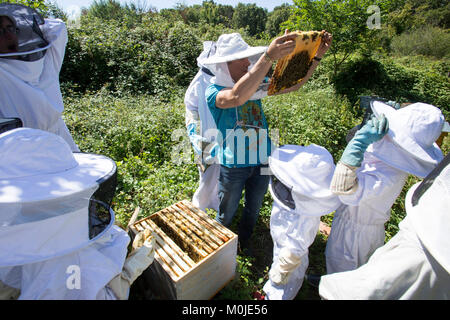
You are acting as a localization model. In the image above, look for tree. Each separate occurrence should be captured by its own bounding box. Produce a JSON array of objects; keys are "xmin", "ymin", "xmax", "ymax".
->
[
  {"xmin": 85, "ymin": 0, "xmax": 123, "ymax": 21},
  {"xmin": 45, "ymin": 1, "xmax": 67, "ymax": 20},
  {"xmin": 80, "ymin": 0, "xmax": 152, "ymax": 26},
  {"xmin": 284, "ymin": 0, "xmax": 382, "ymax": 76},
  {"xmin": 199, "ymin": 0, "xmax": 234, "ymax": 27},
  {"xmin": 387, "ymin": 0, "xmax": 450, "ymax": 33},
  {"xmin": 266, "ymin": 3, "xmax": 293, "ymax": 37},
  {"xmin": 0, "ymin": 0, "xmax": 69, "ymax": 19},
  {"xmin": 232, "ymin": 3, "xmax": 267, "ymax": 37},
  {"xmin": 1, "ymin": 0, "xmax": 47, "ymax": 15}
]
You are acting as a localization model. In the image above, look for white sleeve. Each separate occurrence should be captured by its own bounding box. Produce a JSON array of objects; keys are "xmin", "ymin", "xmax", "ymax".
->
[
  {"xmin": 338, "ymin": 161, "xmax": 406, "ymax": 209},
  {"xmin": 42, "ymin": 18, "xmax": 68, "ymax": 73},
  {"xmin": 184, "ymin": 71, "xmax": 203, "ymax": 128}
]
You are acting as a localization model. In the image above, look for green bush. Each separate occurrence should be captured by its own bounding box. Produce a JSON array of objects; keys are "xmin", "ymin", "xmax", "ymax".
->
[
  {"xmin": 391, "ymin": 26, "xmax": 450, "ymax": 59},
  {"xmin": 333, "ymin": 55, "xmax": 450, "ymax": 114},
  {"xmin": 63, "ymin": 91, "xmax": 198, "ymax": 225},
  {"xmin": 264, "ymin": 86, "xmax": 357, "ymax": 161},
  {"xmin": 64, "ymin": 90, "xmax": 187, "ymax": 162},
  {"xmin": 61, "ymin": 15, "xmax": 202, "ymax": 97}
]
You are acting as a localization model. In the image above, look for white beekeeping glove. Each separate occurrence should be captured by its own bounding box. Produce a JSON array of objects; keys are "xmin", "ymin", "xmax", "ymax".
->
[
  {"xmin": 269, "ymin": 248, "xmax": 302, "ymax": 285},
  {"xmin": 107, "ymin": 231, "xmax": 156, "ymax": 300},
  {"xmin": 330, "ymin": 162, "xmax": 359, "ymax": 195}
]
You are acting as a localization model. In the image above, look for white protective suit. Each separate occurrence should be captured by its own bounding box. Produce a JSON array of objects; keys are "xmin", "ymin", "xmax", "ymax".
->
[
  {"xmin": 0, "ymin": 128, "xmax": 153, "ymax": 300},
  {"xmin": 0, "ymin": 226, "xmax": 130, "ymax": 300},
  {"xmin": 320, "ymin": 154, "xmax": 450, "ymax": 299},
  {"xmin": 262, "ymin": 144, "xmax": 341, "ymax": 300},
  {"xmin": 0, "ymin": 6, "xmax": 79, "ymax": 152},
  {"xmin": 185, "ymin": 41, "xmax": 220, "ymax": 212},
  {"xmin": 325, "ymin": 102, "xmax": 445, "ymax": 274}
]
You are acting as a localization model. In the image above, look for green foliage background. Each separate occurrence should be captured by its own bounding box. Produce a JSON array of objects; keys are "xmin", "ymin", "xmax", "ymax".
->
[{"xmin": 3, "ymin": 0, "xmax": 448, "ymax": 300}]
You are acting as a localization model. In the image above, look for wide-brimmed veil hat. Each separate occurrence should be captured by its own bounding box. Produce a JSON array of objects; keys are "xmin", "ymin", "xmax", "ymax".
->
[
  {"xmin": 202, "ymin": 33, "xmax": 267, "ymax": 88},
  {"xmin": 0, "ymin": 3, "xmax": 51, "ymax": 61},
  {"xmin": 366, "ymin": 101, "xmax": 444, "ymax": 178},
  {"xmin": 269, "ymin": 144, "xmax": 341, "ymax": 216},
  {"xmin": 0, "ymin": 128, "xmax": 117, "ymax": 266},
  {"xmin": 405, "ymin": 153, "xmax": 450, "ymax": 273},
  {"xmin": 202, "ymin": 33, "xmax": 266, "ymax": 66},
  {"xmin": 197, "ymin": 41, "xmax": 216, "ymax": 69}
]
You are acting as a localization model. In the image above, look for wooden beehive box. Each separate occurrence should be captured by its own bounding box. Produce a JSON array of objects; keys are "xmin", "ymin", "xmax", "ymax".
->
[{"xmin": 128, "ymin": 200, "xmax": 237, "ymax": 300}]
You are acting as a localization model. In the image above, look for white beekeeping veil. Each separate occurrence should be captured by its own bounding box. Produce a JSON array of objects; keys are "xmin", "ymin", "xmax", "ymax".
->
[
  {"xmin": 0, "ymin": 3, "xmax": 51, "ymax": 61},
  {"xmin": 0, "ymin": 128, "xmax": 118, "ymax": 267},
  {"xmin": 268, "ymin": 144, "xmax": 342, "ymax": 216}
]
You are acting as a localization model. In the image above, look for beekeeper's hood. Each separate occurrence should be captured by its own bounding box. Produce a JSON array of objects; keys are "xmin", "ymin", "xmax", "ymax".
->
[
  {"xmin": 269, "ymin": 144, "xmax": 341, "ymax": 216},
  {"xmin": 367, "ymin": 101, "xmax": 445, "ymax": 178},
  {"xmin": 0, "ymin": 3, "xmax": 51, "ymax": 61},
  {"xmin": 197, "ymin": 41, "xmax": 216, "ymax": 70},
  {"xmin": 406, "ymin": 153, "xmax": 450, "ymax": 273},
  {"xmin": 0, "ymin": 128, "xmax": 117, "ymax": 267},
  {"xmin": 202, "ymin": 33, "xmax": 267, "ymax": 88}
]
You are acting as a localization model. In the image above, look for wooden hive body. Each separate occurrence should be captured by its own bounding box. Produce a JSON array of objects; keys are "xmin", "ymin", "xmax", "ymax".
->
[{"xmin": 129, "ymin": 200, "xmax": 237, "ymax": 300}]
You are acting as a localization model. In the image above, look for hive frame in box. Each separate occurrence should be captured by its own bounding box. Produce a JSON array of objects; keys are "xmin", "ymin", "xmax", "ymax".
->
[{"xmin": 129, "ymin": 200, "xmax": 238, "ymax": 300}]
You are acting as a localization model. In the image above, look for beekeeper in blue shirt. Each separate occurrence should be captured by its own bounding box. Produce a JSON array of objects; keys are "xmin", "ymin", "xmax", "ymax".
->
[
  {"xmin": 185, "ymin": 41, "xmax": 272, "ymax": 213},
  {"xmin": 201, "ymin": 32, "xmax": 300, "ymax": 254}
]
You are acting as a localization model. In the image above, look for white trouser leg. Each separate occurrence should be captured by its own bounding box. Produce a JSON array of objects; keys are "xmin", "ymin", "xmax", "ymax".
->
[{"xmin": 192, "ymin": 164, "xmax": 220, "ymax": 212}]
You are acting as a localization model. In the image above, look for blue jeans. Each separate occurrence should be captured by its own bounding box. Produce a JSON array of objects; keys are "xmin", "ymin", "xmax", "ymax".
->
[{"xmin": 216, "ymin": 164, "xmax": 270, "ymax": 246}]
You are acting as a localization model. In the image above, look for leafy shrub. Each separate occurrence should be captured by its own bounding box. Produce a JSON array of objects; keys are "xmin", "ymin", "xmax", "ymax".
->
[
  {"xmin": 391, "ymin": 26, "xmax": 450, "ymax": 59},
  {"xmin": 264, "ymin": 86, "xmax": 357, "ymax": 161},
  {"xmin": 63, "ymin": 91, "xmax": 198, "ymax": 225},
  {"xmin": 333, "ymin": 55, "xmax": 450, "ymax": 113},
  {"xmin": 63, "ymin": 90, "xmax": 186, "ymax": 163},
  {"xmin": 61, "ymin": 14, "xmax": 202, "ymax": 97}
]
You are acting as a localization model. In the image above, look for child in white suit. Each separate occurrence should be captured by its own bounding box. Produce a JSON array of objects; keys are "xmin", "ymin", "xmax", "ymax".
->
[{"xmin": 262, "ymin": 144, "xmax": 341, "ymax": 300}]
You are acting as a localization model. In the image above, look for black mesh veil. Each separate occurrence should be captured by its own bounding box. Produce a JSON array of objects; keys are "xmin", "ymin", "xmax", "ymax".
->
[
  {"xmin": 88, "ymin": 160, "xmax": 118, "ymax": 239},
  {"xmin": 271, "ymin": 175, "xmax": 295, "ymax": 210},
  {"xmin": 0, "ymin": 117, "xmax": 22, "ymax": 134}
]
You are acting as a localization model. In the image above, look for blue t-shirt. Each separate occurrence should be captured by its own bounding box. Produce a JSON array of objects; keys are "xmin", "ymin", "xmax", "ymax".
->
[{"xmin": 205, "ymin": 84, "xmax": 272, "ymax": 167}]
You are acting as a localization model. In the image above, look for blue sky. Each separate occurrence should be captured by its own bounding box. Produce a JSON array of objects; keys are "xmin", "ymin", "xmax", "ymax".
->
[{"xmin": 55, "ymin": 0, "xmax": 293, "ymax": 18}]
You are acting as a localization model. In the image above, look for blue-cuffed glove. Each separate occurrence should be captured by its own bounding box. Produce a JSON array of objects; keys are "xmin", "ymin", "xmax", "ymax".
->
[
  {"xmin": 187, "ymin": 123, "xmax": 219, "ymax": 164},
  {"xmin": 204, "ymin": 142, "xmax": 219, "ymax": 164},
  {"xmin": 187, "ymin": 122, "xmax": 205, "ymax": 156},
  {"xmin": 340, "ymin": 114, "xmax": 389, "ymax": 167}
]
